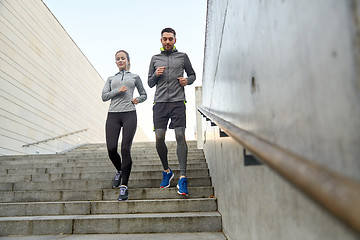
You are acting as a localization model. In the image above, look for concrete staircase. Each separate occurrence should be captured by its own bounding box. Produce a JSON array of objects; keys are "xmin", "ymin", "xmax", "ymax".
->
[{"xmin": 0, "ymin": 141, "xmax": 226, "ymax": 239}]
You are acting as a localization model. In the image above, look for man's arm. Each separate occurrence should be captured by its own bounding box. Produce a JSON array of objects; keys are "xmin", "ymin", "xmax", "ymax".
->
[
  {"xmin": 148, "ymin": 56, "xmax": 159, "ymax": 88},
  {"xmin": 184, "ymin": 53, "xmax": 196, "ymax": 85}
]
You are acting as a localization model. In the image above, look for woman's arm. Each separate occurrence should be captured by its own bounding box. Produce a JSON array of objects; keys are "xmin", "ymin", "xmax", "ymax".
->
[
  {"xmin": 102, "ymin": 77, "xmax": 122, "ymax": 101},
  {"xmin": 134, "ymin": 75, "xmax": 147, "ymax": 103}
]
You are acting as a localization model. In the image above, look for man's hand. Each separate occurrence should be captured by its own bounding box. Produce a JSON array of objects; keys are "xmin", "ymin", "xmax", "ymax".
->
[
  {"xmin": 178, "ymin": 77, "xmax": 188, "ymax": 87},
  {"xmin": 131, "ymin": 98, "xmax": 139, "ymax": 104},
  {"xmin": 119, "ymin": 86, "xmax": 127, "ymax": 93},
  {"xmin": 155, "ymin": 67, "xmax": 166, "ymax": 76}
]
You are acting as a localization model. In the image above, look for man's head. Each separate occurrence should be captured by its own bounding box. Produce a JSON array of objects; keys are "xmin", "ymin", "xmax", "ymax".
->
[{"xmin": 161, "ymin": 27, "xmax": 176, "ymax": 52}]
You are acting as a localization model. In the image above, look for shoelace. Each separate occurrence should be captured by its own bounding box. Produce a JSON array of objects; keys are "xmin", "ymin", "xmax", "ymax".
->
[
  {"xmin": 180, "ymin": 179, "xmax": 187, "ymax": 188},
  {"xmin": 162, "ymin": 171, "xmax": 169, "ymax": 181},
  {"xmin": 114, "ymin": 172, "xmax": 121, "ymax": 181},
  {"xmin": 120, "ymin": 187, "xmax": 127, "ymax": 195}
]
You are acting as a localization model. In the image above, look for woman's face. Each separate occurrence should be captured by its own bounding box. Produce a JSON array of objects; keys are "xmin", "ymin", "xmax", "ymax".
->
[{"xmin": 115, "ymin": 52, "xmax": 129, "ymax": 71}]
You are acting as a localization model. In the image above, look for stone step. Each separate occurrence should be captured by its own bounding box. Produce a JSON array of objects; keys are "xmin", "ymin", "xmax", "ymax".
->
[
  {"xmin": 72, "ymin": 141, "xmax": 198, "ymax": 149},
  {"xmin": 62, "ymin": 154, "xmax": 205, "ymax": 163},
  {"xmin": 68, "ymin": 147, "xmax": 203, "ymax": 154},
  {"xmin": 68, "ymin": 152, "xmax": 204, "ymax": 158},
  {"xmin": 78, "ymin": 147, "xmax": 201, "ymax": 152},
  {"xmin": 0, "ymin": 198, "xmax": 217, "ymax": 217},
  {"xmin": 0, "ymin": 158, "xmax": 206, "ymax": 168},
  {"xmin": 0, "ymin": 177, "xmax": 212, "ymax": 191},
  {"xmin": 0, "ymin": 211, "xmax": 222, "ymax": 236},
  {"xmin": 0, "ymin": 232, "xmax": 227, "ymax": 240},
  {"xmin": 0, "ymin": 168, "xmax": 209, "ymax": 182},
  {"xmin": 0, "ymin": 153, "xmax": 205, "ymax": 164},
  {"xmin": 72, "ymin": 152, "xmax": 201, "ymax": 157},
  {"xmin": 0, "ymin": 186, "xmax": 215, "ymax": 203},
  {"xmin": 0, "ymin": 141, "xmax": 223, "ymax": 237},
  {"xmin": 2, "ymin": 163, "xmax": 208, "ymax": 174},
  {"xmin": 0, "ymin": 149, "xmax": 203, "ymax": 160}
]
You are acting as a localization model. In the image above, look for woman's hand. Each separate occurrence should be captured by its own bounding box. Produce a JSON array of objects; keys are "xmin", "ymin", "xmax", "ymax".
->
[
  {"xmin": 119, "ymin": 86, "xmax": 127, "ymax": 93},
  {"xmin": 131, "ymin": 98, "xmax": 139, "ymax": 104}
]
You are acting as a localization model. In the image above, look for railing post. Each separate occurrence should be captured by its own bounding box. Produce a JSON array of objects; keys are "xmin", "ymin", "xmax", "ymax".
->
[{"xmin": 195, "ymin": 86, "xmax": 203, "ymax": 149}]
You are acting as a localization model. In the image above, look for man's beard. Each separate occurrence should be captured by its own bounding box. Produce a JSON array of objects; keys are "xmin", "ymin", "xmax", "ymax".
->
[{"xmin": 165, "ymin": 45, "xmax": 173, "ymax": 51}]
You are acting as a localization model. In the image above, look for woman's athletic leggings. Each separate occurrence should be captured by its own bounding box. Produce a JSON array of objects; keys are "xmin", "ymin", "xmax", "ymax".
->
[{"xmin": 105, "ymin": 111, "xmax": 137, "ymax": 186}]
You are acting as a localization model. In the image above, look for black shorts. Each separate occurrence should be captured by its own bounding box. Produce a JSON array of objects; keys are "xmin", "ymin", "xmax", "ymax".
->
[{"xmin": 153, "ymin": 101, "xmax": 186, "ymax": 130}]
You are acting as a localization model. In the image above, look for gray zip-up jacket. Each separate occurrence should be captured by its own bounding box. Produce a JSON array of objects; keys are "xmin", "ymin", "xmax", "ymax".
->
[
  {"xmin": 148, "ymin": 47, "xmax": 196, "ymax": 102},
  {"xmin": 102, "ymin": 70, "xmax": 147, "ymax": 112}
]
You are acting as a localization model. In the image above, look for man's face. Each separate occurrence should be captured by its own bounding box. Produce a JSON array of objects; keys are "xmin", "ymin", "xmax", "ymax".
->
[{"xmin": 161, "ymin": 32, "xmax": 176, "ymax": 52}]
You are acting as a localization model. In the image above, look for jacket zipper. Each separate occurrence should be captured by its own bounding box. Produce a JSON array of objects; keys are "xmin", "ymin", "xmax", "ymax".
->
[{"xmin": 167, "ymin": 55, "xmax": 170, "ymax": 101}]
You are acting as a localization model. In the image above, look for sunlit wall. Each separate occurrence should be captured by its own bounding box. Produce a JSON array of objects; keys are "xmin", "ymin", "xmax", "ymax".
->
[{"xmin": 1, "ymin": 0, "xmax": 109, "ymax": 155}]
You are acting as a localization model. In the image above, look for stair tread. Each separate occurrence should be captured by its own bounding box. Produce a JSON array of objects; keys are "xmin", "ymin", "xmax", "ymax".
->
[
  {"xmin": 0, "ymin": 211, "xmax": 221, "ymax": 221},
  {"xmin": 0, "ymin": 232, "xmax": 227, "ymax": 240},
  {"xmin": 0, "ymin": 198, "xmax": 217, "ymax": 205}
]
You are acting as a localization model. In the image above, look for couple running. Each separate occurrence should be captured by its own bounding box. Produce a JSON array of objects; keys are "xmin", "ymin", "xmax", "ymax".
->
[{"xmin": 101, "ymin": 27, "xmax": 196, "ymax": 201}]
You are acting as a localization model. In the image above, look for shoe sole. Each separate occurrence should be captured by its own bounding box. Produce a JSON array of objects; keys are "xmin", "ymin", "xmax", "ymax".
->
[
  {"xmin": 177, "ymin": 184, "xmax": 189, "ymax": 196},
  {"xmin": 160, "ymin": 173, "xmax": 174, "ymax": 188}
]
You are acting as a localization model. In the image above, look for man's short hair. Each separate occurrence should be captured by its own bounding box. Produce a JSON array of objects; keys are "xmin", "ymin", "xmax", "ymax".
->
[{"xmin": 161, "ymin": 27, "xmax": 176, "ymax": 37}]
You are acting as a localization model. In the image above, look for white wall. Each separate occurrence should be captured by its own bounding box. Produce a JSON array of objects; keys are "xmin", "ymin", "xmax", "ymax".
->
[
  {"xmin": 0, "ymin": 0, "xmax": 110, "ymax": 155},
  {"xmin": 202, "ymin": 0, "xmax": 360, "ymax": 239}
]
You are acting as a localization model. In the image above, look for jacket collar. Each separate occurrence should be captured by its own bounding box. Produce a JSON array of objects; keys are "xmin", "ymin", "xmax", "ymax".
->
[
  {"xmin": 160, "ymin": 46, "xmax": 177, "ymax": 54},
  {"xmin": 115, "ymin": 70, "xmax": 130, "ymax": 75}
]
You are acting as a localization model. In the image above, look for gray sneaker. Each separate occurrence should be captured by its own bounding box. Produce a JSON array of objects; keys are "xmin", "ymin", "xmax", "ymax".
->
[
  {"xmin": 118, "ymin": 185, "xmax": 129, "ymax": 201},
  {"xmin": 112, "ymin": 171, "xmax": 122, "ymax": 188}
]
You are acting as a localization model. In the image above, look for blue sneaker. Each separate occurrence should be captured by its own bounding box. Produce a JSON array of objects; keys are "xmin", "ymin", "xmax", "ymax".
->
[
  {"xmin": 177, "ymin": 177, "xmax": 189, "ymax": 196},
  {"xmin": 160, "ymin": 168, "xmax": 174, "ymax": 188}
]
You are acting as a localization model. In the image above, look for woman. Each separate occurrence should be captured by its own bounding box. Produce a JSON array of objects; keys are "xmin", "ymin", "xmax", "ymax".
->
[{"xmin": 102, "ymin": 50, "xmax": 147, "ymax": 201}]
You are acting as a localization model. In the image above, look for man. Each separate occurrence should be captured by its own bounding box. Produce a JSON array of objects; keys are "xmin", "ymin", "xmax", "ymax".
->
[{"xmin": 148, "ymin": 27, "xmax": 196, "ymax": 196}]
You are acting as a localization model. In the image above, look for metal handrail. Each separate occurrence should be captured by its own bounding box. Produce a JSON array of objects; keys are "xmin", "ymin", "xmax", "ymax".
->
[
  {"xmin": 23, "ymin": 128, "xmax": 89, "ymax": 147},
  {"xmin": 198, "ymin": 106, "xmax": 360, "ymax": 233}
]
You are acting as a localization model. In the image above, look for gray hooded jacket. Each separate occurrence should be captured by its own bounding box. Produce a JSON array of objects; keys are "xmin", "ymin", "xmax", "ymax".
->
[
  {"xmin": 148, "ymin": 47, "xmax": 196, "ymax": 102},
  {"xmin": 102, "ymin": 70, "xmax": 147, "ymax": 112}
]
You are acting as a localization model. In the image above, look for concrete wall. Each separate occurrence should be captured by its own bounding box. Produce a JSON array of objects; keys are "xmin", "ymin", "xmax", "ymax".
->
[
  {"xmin": 202, "ymin": 0, "xmax": 360, "ymax": 239},
  {"xmin": 0, "ymin": 0, "xmax": 109, "ymax": 155}
]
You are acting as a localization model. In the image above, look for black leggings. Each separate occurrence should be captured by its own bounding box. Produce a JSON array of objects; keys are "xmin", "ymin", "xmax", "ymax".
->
[{"xmin": 105, "ymin": 111, "xmax": 137, "ymax": 186}]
